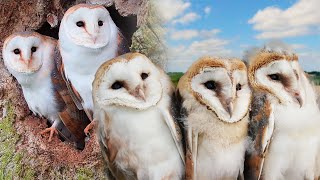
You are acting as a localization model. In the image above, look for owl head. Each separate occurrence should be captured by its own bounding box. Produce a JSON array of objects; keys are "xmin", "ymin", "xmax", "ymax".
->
[
  {"xmin": 59, "ymin": 4, "xmax": 117, "ymax": 49},
  {"xmin": 93, "ymin": 53, "xmax": 165, "ymax": 110},
  {"xmin": 178, "ymin": 57, "xmax": 251, "ymax": 123},
  {"xmin": 2, "ymin": 31, "xmax": 55, "ymax": 77},
  {"xmin": 248, "ymin": 49, "xmax": 304, "ymax": 108}
]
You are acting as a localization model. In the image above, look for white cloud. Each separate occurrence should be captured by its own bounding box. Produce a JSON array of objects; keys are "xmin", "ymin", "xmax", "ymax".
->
[
  {"xmin": 170, "ymin": 28, "xmax": 221, "ymax": 40},
  {"xmin": 172, "ymin": 12, "xmax": 201, "ymax": 25},
  {"xmin": 299, "ymin": 52, "xmax": 320, "ymax": 71},
  {"xmin": 200, "ymin": 29, "xmax": 221, "ymax": 38},
  {"xmin": 170, "ymin": 30, "xmax": 199, "ymax": 40},
  {"xmin": 204, "ymin": 6, "xmax": 211, "ymax": 15},
  {"xmin": 249, "ymin": 0, "xmax": 320, "ymax": 39},
  {"xmin": 290, "ymin": 43, "xmax": 306, "ymax": 50},
  {"xmin": 167, "ymin": 37, "xmax": 231, "ymax": 72},
  {"xmin": 167, "ymin": 28, "xmax": 231, "ymax": 71},
  {"xmin": 154, "ymin": 0, "xmax": 191, "ymax": 22}
]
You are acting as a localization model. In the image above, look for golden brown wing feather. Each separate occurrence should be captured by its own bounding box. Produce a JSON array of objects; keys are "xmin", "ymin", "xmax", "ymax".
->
[
  {"xmin": 117, "ymin": 31, "xmax": 130, "ymax": 57},
  {"xmin": 244, "ymin": 92, "xmax": 274, "ymax": 180},
  {"xmin": 52, "ymin": 47, "xmax": 90, "ymax": 149},
  {"xmin": 97, "ymin": 111, "xmax": 129, "ymax": 180},
  {"xmin": 175, "ymin": 89, "xmax": 194, "ymax": 180},
  {"xmin": 56, "ymin": 32, "xmax": 128, "ymax": 121}
]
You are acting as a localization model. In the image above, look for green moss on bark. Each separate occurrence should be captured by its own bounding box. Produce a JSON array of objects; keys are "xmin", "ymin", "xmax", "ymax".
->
[{"xmin": 0, "ymin": 102, "xmax": 35, "ymax": 179}]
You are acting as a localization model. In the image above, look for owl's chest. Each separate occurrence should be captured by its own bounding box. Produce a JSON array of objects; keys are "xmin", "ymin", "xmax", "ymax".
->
[
  {"xmin": 62, "ymin": 46, "xmax": 116, "ymax": 75},
  {"xmin": 22, "ymin": 81, "xmax": 58, "ymax": 119},
  {"xmin": 66, "ymin": 73, "xmax": 94, "ymax": 110},
  {"xmin": 107, "ymin": 108, "xmax": 178, "ymax": 168},
  {"xmin": 109, "ymin": 108, "xmax": 173, "ymax": 148},
  {"xmin": 197, "ymin": 138, "xmax": 246, "ymax": 179}
]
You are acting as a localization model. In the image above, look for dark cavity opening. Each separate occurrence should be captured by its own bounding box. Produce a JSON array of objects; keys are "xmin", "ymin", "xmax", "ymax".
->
[{"xmin": 36, "ymin": 4, "xmax": 138, "ymax": 48}]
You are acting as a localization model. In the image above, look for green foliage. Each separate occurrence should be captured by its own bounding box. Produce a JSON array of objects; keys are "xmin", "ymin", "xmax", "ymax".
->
[
  {"xmin": 308, "ymin": 71, "xmax": 320, "ymax": 76},
  {"xmin": 76, "ymin": 167, "xmax": 94, "ymax": 180},
  {"xmin": 0, "ymin": 102, "xmax": 35, "ymax": 179},
  {"xmin": 310, "ymin": 75, "xmax": 320, "ymax": 85},
  {"xmin": 168, "ymin": 72, "xmax": 184, "ymax": 86},
  {"xmin": 307, "ymin": 72, "xmax": 320, "ymax": 85}
]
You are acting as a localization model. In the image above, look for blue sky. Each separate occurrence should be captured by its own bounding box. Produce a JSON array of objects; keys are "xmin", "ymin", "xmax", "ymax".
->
[{"xmin": 155, "ymin": 0, "xmax": 320, "ymax": 72}]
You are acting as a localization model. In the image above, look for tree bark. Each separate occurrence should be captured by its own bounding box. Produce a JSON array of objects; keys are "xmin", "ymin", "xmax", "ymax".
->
[{"xmin": 0, "ymin": 0, "xmax": 148, "ymax": 178}]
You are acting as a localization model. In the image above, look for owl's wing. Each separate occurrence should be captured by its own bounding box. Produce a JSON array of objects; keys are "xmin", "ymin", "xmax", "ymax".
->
[
  {"xmin": 158, "ymin": 90, "xmax": 186, "ymax": 165},
  {"xmin": 117, "ymin": 31, "xmax": 130, "ymax": 56},
  {"xmin": 244, "ymin": 92, "xmax": 275, "ymax": 180},
  {"xmin": 52, "ymin": 47, "xmax": 91, "ymax": 149},
  {"xmin": 55, "ymin": 46, "xmax": 94, "ymax": 121},
  {"xmin": 185, "ymin": 126, "xmax": 198, "ymax": 180},
  {"xmin": 175, "ymin": 90, "xmax": 196, "ymax": 180},
  {"xmin": 317, "ymin": 94, "xmax": 320, "ymax": 110},
  {"xmin": 55, "ymin": 47, "xmax": 83, "ymax": 110},
  {"xmin": 96, "ymin": 110, "xmax": 127, "ymax": 180}
]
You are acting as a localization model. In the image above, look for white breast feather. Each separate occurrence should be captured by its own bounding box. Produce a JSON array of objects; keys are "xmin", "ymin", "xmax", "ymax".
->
[
  {"xmin": 59, "ymin": 24, "xmax": 118, "ymax": 110},
  {"xmin": 182, "ymin": 92, "xmax": 249, "ymax": 179},
  {"xmin": 101, "ymin": 105, "xmax": 184, "ymax": 179},
  {"xmin": 263, "ymin": 74, "xmax": 320, "ymax": 179}
]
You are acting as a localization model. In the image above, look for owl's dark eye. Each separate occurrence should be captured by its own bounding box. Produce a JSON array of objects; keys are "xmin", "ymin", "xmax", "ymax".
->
[
  {"xmin": 76, "ymin": 21, "xmax": 85, "ymax": 27},
  {"xmin": 31, "ymin": 47, "xmax": 37, "ymax": 53},
  {"xmin": 13, "ymin": 49, "xmax": 20, "ymax": 55},
  {"xmin": 204, "ymin": 81, "xmax": 216, "ymax": 90},
  {"xmin": 236, "ymin": 83, "xmax": 242, "ymax": 91},
  {"xmin": 269, "ymin": 74, "xmax": 280, "ymax": 81},
  {"xmin": 111, "ymin": 81, "xmax": 123, "ymax": 90},
  {"xmin": 141, "ymin": 73, "xmax": 148, "ymax": 80},
  {"xmin": 98, "ymin": 20, "xmax": 103, "ymax": 26}
]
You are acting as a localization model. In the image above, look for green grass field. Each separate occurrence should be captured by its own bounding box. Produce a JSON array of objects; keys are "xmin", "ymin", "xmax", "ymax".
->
[
  {"xmin": 169, "ymin": 72, "xmax": 320, "ymax": 86},
  {"xmin": 308, "ymin": 71, "xmax": 320, "ymax": 85},
  {"xmin": 168, "ymin": 72, "xmax": 184, "ymax": 86}
]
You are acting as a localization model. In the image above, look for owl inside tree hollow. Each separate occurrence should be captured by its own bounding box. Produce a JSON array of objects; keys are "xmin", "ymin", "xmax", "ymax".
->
[
  {"xmin": 2, "ymin": 31, "xmax": 90, "ymax": 149},
  {"xmin": 244, "ymin": 47, "xmax": 320, "ymax": 179},
  {"xmin": 59, "ymin": 4, "xmax": 129, "ymax": 135},
  {"xmin": 177, "ymin": 57, "xmax": 251, "ymax": 180},
  {"xmin": 92, "ymin": 52, "xmax": 185, "ymax": 179}
]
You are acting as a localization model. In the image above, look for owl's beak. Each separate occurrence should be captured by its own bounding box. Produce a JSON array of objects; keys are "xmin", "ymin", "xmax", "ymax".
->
[
  {"xmin": 294, "ymin": 93, "xmax": 303, "ymax": 108},
  {"xmin": 22, "ymin": 59, "xmax": 31, "ymax": 67},
  {"xmin": 225, "ymin": 98, "xmax": 233, "ymax": 118},
  {"xmin": 130, "ymin": 85, "xmax": 146, "ymax": 101},
  {"xmin": 289, "ymin": 90, "xmax": 303, "ymax": 108},
  {"xmin": 86, "ymin": 25, "xmax": 99, "ymax": 43}
]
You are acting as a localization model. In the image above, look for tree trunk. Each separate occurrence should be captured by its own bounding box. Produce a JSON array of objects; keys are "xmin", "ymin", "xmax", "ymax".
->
[{"xmin": 0, "ymin": 0, "xmax": 150, "ymax": 178}]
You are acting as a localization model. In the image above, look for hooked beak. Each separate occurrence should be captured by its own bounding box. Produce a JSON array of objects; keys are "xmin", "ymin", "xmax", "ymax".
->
[
  {"xmin": 295, "ymin": 93, "xmax": 303, "ymax": 108},
  {"xmin": 130, "ymin": 85, "xmax": 146, "ymax": 101},
  {"xmin": 91, "ymin": 36, "xmax": 97, "ymax": 44},
  {"xmin": 290, "ymin": 91, "xmax": 303, "ymax": 108},
  {"xmin": 225, "ymin": 98, "xmax": 233, "ymax": 118},
  {"xmin": 22, "ymin": 59, "xmax": 31, "ymax": 67},
  {"xmin": 86, "ymin": 25, "xmax": 99, "ymax": 44}
]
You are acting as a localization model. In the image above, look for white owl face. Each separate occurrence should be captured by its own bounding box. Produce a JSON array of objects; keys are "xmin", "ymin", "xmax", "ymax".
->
[
  {"xmin": 254, "ymin": 59, "xmax": 303, "ymax": 107},
  {"xmin": 60, "ymin": 5, "xmax": 116, "ymax": 49},
  {"xmin": 190, "ymin": 62, "xmax": 251, "ymax": 123},
  {"xmin": 93, "ymin": 55, "xmax": 163, "ymax": 110},
  {"xmin": 3, "ymin": 35, "xmax": 44, "ymax": 74}
]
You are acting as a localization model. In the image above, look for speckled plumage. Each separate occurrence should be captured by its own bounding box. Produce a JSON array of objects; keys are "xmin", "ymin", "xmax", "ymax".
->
[
  {"xmin": 2, "ymin": 32, "xmax": 89, "ymax": 149},
  {"xmin": 93, "ymin": 53, "xmax": 185, "ymax": 179},
  {"xmin": 245, "ymin": 48, "xmax": 320, "ymax": 179},
  {"xmin": 177, "ymin": 57, "xmax": 251, "ymax": 180}
]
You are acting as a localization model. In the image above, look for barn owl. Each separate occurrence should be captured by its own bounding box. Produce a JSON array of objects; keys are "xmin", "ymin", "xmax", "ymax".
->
[
  {"xmin": 92, "ymin": 53, "xmax": 185, "ymax": 179},
  {"xmin": 58, "ymin": 4, "xmax": 129, "ymax": 134},
  {"xmin": 2, "ymin": 31, "xmax": 90, "ymax": 149},
  {"xmin": 244, "ymin": 48, "xmax": 320, "ymax": 179},
  {"xmin": 176, "ymin": 57, "xmax": 251, "ymax": 180}
]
